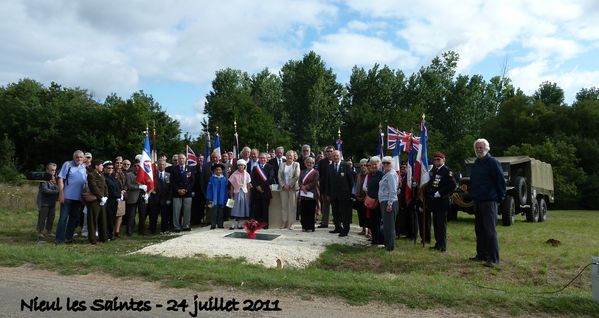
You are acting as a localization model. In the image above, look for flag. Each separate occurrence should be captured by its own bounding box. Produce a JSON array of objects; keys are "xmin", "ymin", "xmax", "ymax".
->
[
  {"xmin": 336, "ymin": 137, "xmax": 343, "ymax": 159},
  {"xmin": 136, "ymin": 133, "xmax": 154, "ymax": 192},
  {"xmin": 387, "ymin": 126, "xmax": 401, "ymax": 149},
  {"xmin": 417, "ymin": 120, "xmax": 430, "ymax": 187},
  {"xmin": 398, "ymin": 131, "xmax": 414, "ymax": 152},
  {"xmin": 187, "ymin": 145, "xmax": 197, "ymax": 166},
  {"xmin": 405, "ymin": 135, "xmax": 421, "ymax": 204},
  {"xmin": 151, "ymin": 128, "xmax": 157, "ymax": 165},
  {"xmin": 213, "ymin": 132, "xmax": 221, "ymax": 160},
  {"xmin": 204, "ymin": 133, "xmax": 211, "ymax": 162},
  {"xmin": 392, "ymin": 144, "xmax": 400, "ymax": 171},
  {"xmin": 233, "ymin": 131, "xmax": 239, "ymax": 159}
]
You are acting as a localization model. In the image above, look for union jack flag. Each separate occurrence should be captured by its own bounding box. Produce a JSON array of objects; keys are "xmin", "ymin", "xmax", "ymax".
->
[
  {"xmin": 399, "ymin": 131, "xmax": 416, "ymax": 153},
  {"xmin": 387, "ymin": 126, "xmax": 400, "ymax": 149}
]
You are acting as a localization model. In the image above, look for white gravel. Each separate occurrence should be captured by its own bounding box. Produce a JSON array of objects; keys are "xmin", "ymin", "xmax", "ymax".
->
[{"xmin": 135, "ymin": 222, "xmax": 370, "ymax": 268}]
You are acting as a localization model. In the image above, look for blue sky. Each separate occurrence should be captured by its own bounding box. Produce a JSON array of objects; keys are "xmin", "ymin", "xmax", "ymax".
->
[{"xmin": 2, "ymin": 0, "xmax": 599, "ymax": 136}]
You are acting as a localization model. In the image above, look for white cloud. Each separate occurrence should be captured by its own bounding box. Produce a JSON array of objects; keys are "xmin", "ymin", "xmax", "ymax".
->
[
  {"xmin": 508, "ymin": 60, "xmax": 599, "ymax": 102},
  {"xmin": 311, "ymin": 32, "xmax": 418, "ymax": 70}
]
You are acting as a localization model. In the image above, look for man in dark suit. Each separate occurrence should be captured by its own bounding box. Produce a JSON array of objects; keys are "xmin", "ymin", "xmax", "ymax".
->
[
  {"xmin": 149, "ymin": 159, "xmax": 171, "ymax": 233},
  {"xmin": 317, "ymin": 146, "xmax": 334, "ymax": 228},
  {"xmin": 326, "ymin": 150, "xmax": 354, "ymax": 237},
  {"xmin": 251, "ymin": 152, "xmax": 275, "ymax": 228},
  {"xmin": 268, "ymin": 146, "xmax": 286, "ymax": 184},
  {"xmin": 171, "ymin": 153, "xmax": 195, "ymax": 232}
]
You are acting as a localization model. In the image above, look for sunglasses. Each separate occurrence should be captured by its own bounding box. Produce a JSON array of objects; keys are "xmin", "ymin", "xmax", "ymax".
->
[
  {"xmin": 382, "ymin": 162, "xmax": 392, "ymax": 165},
  {"xmin": 434, "ymin": 158, "xmax": 443, "ymax": 161}
]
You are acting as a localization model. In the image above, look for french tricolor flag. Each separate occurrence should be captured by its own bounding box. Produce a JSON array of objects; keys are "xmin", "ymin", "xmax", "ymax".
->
[{"xmin": 137, "ymin": 132, "xmax": 154, "ymax": 192}]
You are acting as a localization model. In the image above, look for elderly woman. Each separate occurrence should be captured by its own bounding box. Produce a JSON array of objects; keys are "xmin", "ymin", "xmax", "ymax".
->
[
  {"xmin": 279, "ymin": 150, "xmax": 300, "ymax": 229},
  {"xmin": 353, "ymin": 158, "xmax": 369, "ymax": 236},
  {"xmin": 36, "ymin": 163, "xmax": 59, "ymax": 240},
  {"xmin": 228, "ymin": 159, "xmax": 252, "ymax": 230},
  {"xmin": 367, "ymin": 156, "xmax": 384, "ymax": 245},
  {"xmin": 86, "ymin": 159, "xmax": 108, "ymax": 244},
  {"xmin": 299, "ymin": 157, "xmax": 319, "ymax": 232},
  {"xmin": 379, "ymin": 156, "xmax": 399, "ymax": 251}
]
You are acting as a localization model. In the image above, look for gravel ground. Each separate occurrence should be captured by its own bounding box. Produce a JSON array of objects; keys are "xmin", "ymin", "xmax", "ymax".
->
[
  {"xmin": 0, "ymin": 265, "xmax": 486, "ymax": 318},
  {"xmin": 135, "ymin": 222, "xmax": 371, "ymax": 268}
]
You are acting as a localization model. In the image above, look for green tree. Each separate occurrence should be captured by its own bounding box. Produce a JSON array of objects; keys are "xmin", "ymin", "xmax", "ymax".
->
[
  {"xmin": 280, "ymin": 51, "xmax": 343, "ymax": 148},
  {"xmin": 504, "ymin": 139, "xmax": 585, "ymax": 208}
]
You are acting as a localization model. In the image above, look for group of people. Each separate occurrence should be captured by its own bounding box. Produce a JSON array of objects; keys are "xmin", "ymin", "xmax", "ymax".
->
[{"xmin": 38, "ymin": 138, "xmax": 506, "ymax": 267}]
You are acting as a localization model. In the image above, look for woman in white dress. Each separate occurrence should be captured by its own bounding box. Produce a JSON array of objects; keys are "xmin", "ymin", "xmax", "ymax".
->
[{"xmin": 278, "ymin": 150, "xmax": 300, "ymax": 229}]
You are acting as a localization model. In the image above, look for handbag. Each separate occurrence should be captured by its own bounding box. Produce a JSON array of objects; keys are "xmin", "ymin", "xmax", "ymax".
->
[
  {"xmin": 81, "ymin": 183, "xmax": 97, "ymax": 203},
  {"xmin": 364, "ymin": 195, "xmax": 378, "ymax": 210}
]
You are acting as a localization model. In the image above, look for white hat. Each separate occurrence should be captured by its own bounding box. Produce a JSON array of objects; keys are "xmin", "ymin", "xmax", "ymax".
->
[{"xmin": 236, "ymin": 159, "xmax": 247, "ymax": 166}]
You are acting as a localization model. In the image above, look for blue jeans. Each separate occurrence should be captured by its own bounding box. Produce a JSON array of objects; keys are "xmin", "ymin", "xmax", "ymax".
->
[{"xmin": 55, "ymin": 199, "xmax": 82, "ymax": 243}]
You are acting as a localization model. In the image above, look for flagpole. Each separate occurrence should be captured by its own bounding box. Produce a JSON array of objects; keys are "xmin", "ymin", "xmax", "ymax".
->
[
  {"xmin": 421, "ymin": 113, "xmax": 426, "ymax": 248},
  {"xmin": 233, "ymin": 119, "xmax": 238, "ymax": 159}
]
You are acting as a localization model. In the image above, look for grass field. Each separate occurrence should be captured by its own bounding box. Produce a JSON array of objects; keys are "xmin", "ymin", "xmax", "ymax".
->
[{"xmin": 1, "ymin": 198, "xmax": 598, "ymax": 317}]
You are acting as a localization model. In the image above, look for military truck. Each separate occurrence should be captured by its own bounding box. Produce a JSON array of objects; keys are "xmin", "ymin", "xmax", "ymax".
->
[{"xmin": 449, "ymin": 156, "xmax": 554, "ymax": 226}]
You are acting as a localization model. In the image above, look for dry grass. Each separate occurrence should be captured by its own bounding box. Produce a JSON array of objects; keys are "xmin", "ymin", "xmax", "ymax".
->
[{"xmin": 0, "ymin": 183, "xmax": 39, "ymax": 211}]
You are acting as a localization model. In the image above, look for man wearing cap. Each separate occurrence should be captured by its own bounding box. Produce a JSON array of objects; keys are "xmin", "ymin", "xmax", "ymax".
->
[{"xmin": 426, "ymin": 152, "xmax": 456, "ymax": 252}]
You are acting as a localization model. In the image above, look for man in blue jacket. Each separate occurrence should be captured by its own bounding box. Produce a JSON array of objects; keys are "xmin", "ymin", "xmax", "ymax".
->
[{"xmin": 469, "ymin": 139, "xmax": 506, "ymax": 268}]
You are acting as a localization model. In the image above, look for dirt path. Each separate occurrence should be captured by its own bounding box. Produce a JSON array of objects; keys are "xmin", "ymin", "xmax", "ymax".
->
[{"xmin": 0, "ymin": 265, "xmax": 482, "ymax": 318}]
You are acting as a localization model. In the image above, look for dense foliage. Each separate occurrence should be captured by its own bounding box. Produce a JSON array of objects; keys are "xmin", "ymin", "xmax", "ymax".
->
[{"xmin": 2, "ymin": 51, "xmax": 599, "ymax": 208}]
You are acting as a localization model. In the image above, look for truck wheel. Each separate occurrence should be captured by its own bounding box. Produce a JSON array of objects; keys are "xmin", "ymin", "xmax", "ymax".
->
[
  {"xmin": 448, "ymin": 205, "xmax": 458, "ymax": 221},
  {"xmin": 525, "ymin": 198, "xmax": 539, "ymax": 222},
  {"xmin": 514, "ymin": 176, "xmax": 527, "ymax": 206},
  {"xmin": 538, "ymin": 198, "xmax": 547, "ymax": 222},
  {"xmin": 501, "ymin": 195, "xmax": 515, "ymax": 226}
]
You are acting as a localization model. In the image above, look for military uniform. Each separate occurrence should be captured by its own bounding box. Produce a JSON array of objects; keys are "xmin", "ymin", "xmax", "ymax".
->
[{"xmin": 426, "ymin": 161, "xmax": 456, "ymax": 251}]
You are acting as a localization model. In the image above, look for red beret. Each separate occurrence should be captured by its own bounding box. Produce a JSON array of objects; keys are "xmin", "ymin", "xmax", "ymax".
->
[{"xmin": 433, "ymin": 152, "xmax": 445, "ymax": 159}]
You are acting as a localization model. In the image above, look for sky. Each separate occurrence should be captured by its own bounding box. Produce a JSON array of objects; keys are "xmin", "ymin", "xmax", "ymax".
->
[{"xmin": 2, "ymin": 0, "xmax": 599, "ymax": 136}]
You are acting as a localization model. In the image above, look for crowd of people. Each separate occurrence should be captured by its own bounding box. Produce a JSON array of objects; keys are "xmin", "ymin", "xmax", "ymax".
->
[{"xmin": 36, "ymin": 139, "xmax": 506, "ymax": 266}]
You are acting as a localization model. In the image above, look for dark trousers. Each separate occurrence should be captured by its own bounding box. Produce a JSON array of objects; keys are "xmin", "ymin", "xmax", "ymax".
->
[
  {"xmin": 253, "ymin": 194, "xmax": 270, "ymax": 225},
  {"xmin": 369, "ymin": 204, "xmax": 383, "ymax": 244},
  {"xmin": 430, "ymin": 197, "xmax": 449, "ymax": 250},
  {"xmin": 381, "ymin": 201, "xmax": 398, "ymax": 251},
  {"xmin": 37, "ymin": 205, "xmax": 56, "ymax": 233},
  {"xmin": 210, "ymin": 205, "xmax": 224, "ymax": 228},
  {"xmin": 162, "ymin": 202, "xmax": 173, "ymax": 232},
  {"xmin": 147, "ymin": 201, "xmax": 164, "ymax": 234},
  {"xmin": 474, "ymin": 201, "xmax": 500, "ymax": 263},
  {"xmin": 331, "ymin": 198, "xmax": 352, "ymax": 234},
  {"xmin": 354, "ymin": 200, "xmax": 367, "ymax": 228},
  {"xmin": 191, "ymin": 194, "xmax": 206, "ymax": 225},
  {"xmin": 105, "ymin": 198, "xmax": 118, "ymax": 239},
  {"xmin": 418, "ymin": 208, "xmax": 431, "ymax": 243},
  {"xmin": 87, "ymin": 201, "xmax": 107, "ymax": 243},
  {"xmin": 300, "ymin": 199, "xmax": 316, "ymax": 231},
  {"xmin": 126, "ymin": 199, "xmax": 146, "ymax": 235}
]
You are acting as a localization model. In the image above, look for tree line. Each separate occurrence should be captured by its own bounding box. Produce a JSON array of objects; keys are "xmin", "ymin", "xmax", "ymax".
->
[{"xmin": 1, "ymin": 51, "xmax": 598, "ymax": 208}]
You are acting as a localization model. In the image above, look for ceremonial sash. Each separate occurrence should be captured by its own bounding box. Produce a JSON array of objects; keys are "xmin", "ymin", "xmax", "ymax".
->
[
  {"xmin": 254, "ymin": 165, "xmax": 267, "ymax": 182},
  {"xmin": 302, "ymin": 168, "xmax": 316, "ymax": 184}
]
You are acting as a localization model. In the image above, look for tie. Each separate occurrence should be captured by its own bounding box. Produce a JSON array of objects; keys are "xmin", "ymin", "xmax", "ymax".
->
[
  {"xmin": 160, "ymin": 172, "xmax": 164, "ymax": 180},
  {"xmin": 335, "ymin": 163, "xmax": 338, "ymax": 173},
  {"xmin": 180, "ymin": 166, "xmax": 184, "ymax": 174}
]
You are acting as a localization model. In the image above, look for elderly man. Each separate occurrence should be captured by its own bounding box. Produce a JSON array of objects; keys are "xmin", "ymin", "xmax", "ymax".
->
[
  {"xmin": 426, "ymin": 152, "xmax": 456, "ymax": 252},
  {"xmin": 326, "ymin": 150, "xmax": 354, "ymax": 237},
  {"xmin": 469, "ymin": 139, "xmax": 506, "ymax": 268},
  {"xmin": 55, "ymin": 150, "xmax": 87, "ymax": 244},
  {"xmin": 172, "ymin": 153, "xmax": 195, "ymax": 232},
  {"xmin": 317, "ymin": 146, "xmax": 335, "ymax": 228},
  {"xmin": 298, "ymin": 145, "xmax": 313, "ymax": 170},
  {"xmin": 125, "ymin": 156, "xmax": 147, "ymax": 236},
  {"xmin": 268, "ymin": 146, "xmax": 286, "ymax": 184}
]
